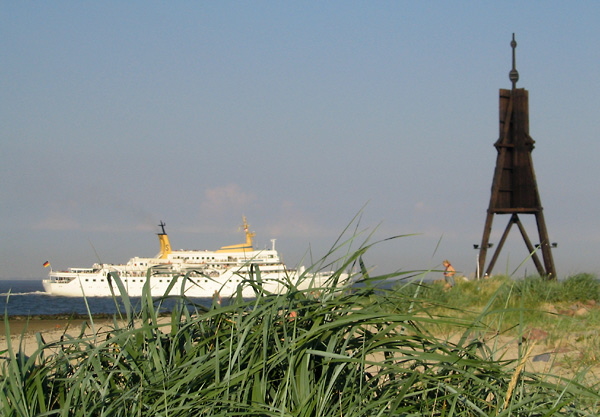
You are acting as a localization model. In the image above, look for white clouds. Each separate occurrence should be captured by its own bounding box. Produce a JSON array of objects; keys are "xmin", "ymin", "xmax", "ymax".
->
[
  {"xmin": 199, "ymin": 184, "xmax": 257, "ymax": 219},
  {"xmin": 196, "ymin": 186, "xmax": 335, "ymax": 238},
  {"xmin": 33, "ymin": 214, "xmax": 80, "ymax": 231},
  {"xmin": 201, "ymin": 184, "xmax": 256, "ymax": 212},
  {"xmin": 30, "ymin": 195, "xmax": 158, "ymax": 234},
  {"xmin": 32, "ymin": 201, "xmax": 81, "ymax": 231},
  {"xmin": 267, "ymin": 200, "xmax": 330, "ymax": 238},
  {"xmin": 413, "ymin": 201, "xmax": 431, "ymax": 214}
]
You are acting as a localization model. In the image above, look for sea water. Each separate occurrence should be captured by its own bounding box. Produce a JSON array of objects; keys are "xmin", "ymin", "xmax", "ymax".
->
[{"xmin": 0, "ymin": 280, "xmax": 213, "ymax": 317}]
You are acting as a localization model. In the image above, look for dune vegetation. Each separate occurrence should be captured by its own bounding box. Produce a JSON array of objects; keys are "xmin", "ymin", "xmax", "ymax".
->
[{"xmin": 2, "ymin": 232, "xmax": 600, "ymax": 416}]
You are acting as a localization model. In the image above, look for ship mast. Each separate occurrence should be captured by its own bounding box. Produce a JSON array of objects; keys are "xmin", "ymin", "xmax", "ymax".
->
[{"xmin": 216, "ymin": 216, "xmax": 256, "ymax": 253}]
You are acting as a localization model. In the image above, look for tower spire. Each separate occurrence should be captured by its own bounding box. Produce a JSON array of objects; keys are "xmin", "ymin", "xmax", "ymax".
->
[{"xmin": 509, "ymin": 33, "xmax": 519, "ymax": 89}]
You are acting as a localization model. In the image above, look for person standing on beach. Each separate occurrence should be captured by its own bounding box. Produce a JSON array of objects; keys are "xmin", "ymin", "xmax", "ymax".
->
[{"xmin": 443, "ymin": 260, "xmax": 456, "ymax": 287}]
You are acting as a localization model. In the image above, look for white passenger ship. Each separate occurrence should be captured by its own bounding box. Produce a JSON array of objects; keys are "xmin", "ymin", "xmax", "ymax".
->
[{"xmin": 42, "ymin": 218, "xmax": 347, "ymax": 298}]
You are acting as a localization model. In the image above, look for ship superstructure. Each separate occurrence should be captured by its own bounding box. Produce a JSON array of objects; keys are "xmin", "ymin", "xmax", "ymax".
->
[{"xmin": 42, "ymin": 218, "xmax": 344, "ymax": 297}]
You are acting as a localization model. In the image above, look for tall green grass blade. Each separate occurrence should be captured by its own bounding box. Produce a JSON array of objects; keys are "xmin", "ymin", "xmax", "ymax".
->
[{"xmin": 2, "ymin": 224, "xmax": 600, "ymax": 415}]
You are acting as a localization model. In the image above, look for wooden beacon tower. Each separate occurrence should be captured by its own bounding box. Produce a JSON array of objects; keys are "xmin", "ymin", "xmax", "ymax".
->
[{"xmin": 477, "ymin": 34, "xmax": 556, "ymax": 279}]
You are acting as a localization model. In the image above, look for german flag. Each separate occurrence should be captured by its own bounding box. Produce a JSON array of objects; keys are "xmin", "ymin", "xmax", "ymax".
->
[{"xmin": 43, "ymin": 261, "xmax": 50, "ymax": 268}]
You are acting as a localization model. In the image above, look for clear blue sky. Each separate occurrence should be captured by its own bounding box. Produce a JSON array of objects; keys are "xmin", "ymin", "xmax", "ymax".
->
[{"xmin": 2, "ymin": 2, "xmax": 599, "ymax": 280}]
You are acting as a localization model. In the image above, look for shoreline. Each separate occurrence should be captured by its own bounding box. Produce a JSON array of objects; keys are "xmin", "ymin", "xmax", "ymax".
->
[
  {"xmin": 1, "ymin": 312, "xmax": 174, "ymax": 337},
  {"xmin": 0, "ymin": 316, "xmax": 174, "ymax": 358},
  {"xmin": 0, "ymin": 317, "xmax": 120, "ymax": 358},
  {"xmin": 0, "ymin": 317, "xmax": 109, "ymax": 338}
]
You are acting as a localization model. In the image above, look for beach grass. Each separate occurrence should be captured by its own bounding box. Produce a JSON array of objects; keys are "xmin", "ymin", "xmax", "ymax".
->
[
  {"xmin": 1, "ymin": 231, "xmax": 600, "ymax": 416},
  {"xmin": 394, "ymin": 273, "xmax": 600, "ymax": 336}
]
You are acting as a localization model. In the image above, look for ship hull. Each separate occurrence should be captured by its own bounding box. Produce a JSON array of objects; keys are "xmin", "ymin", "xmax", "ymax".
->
[{"xmin": 42, "ymin": 270, "xmax": 338, "ymax": 298}]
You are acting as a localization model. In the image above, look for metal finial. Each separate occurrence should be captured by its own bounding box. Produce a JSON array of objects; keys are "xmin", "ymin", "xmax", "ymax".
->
[{"xmin": 509, "ymin": 33, "xmax": 519, "ymax": 89}]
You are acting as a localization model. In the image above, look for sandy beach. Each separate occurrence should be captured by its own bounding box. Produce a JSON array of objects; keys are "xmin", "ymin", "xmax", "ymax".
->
[
  {"xmin": 1, "ymin": 316, "xmax": 598, "ymax": 386},
  {"xmin": 0, "ymin": 317, "xmax": 121, "ymax": 357},
  {"xmin": 1, "ymin": 318, "xmax": 92, "ymax": 336}
]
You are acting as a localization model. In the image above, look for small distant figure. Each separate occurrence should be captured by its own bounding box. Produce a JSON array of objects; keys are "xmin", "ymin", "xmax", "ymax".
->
[{"xmin": 442, "ymin": 260, "xmax": 456, "ymax": 287}]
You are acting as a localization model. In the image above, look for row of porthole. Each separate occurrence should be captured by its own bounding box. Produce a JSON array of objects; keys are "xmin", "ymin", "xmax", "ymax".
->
[{"xmin": 84, "ymin": 278, "xmax": 242, "ymax": 284}]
